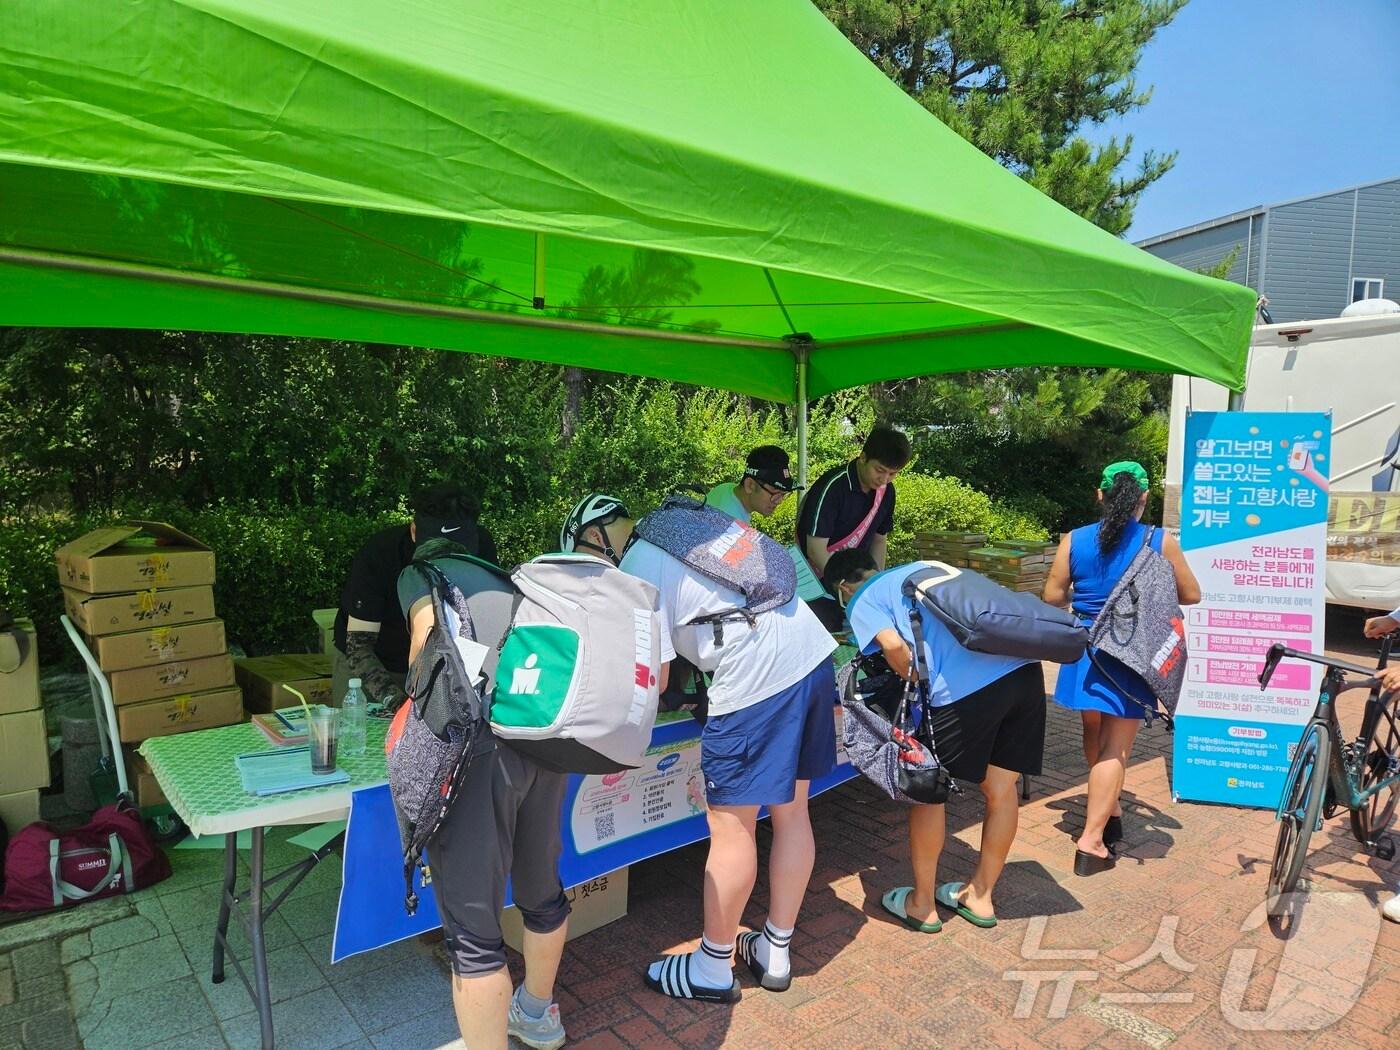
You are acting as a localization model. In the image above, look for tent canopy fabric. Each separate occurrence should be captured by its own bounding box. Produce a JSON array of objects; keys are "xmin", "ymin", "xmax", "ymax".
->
[{"xmin": 0, "ymin": 0, "xmax": 1255, "ymax": 402}]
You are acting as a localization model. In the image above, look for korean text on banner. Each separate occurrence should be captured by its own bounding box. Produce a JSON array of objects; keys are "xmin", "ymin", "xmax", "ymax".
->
[{"xmin": 1173, "ymin": 412, "xmax": 1330, "ymax": 808}]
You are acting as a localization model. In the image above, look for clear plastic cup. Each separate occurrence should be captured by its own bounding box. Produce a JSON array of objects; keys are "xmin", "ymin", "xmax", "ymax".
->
[{"xmin": 307, "ymin": 706, "xmax": 339, "ymax": 775}]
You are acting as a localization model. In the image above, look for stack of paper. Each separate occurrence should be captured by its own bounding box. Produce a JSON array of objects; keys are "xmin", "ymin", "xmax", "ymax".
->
[{"xmin": 235, "ymin": 747, "xmax": 349, "ymax": 796}]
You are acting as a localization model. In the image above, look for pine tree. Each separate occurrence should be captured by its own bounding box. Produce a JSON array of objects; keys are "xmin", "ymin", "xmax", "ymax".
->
[{"xmin": 816, "ymin": 0, "xmax": 1185, "ymax": 235}]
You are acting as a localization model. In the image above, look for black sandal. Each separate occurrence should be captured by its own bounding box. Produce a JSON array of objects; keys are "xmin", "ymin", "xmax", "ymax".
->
[
  {"xmin": 736, "ymin": 930, "xmax": 791, "ymax": 992},
  {"xmin": 643, "ymin": 953, "xmax": 740, "ymax": 1003},
  {"xmin": 1104, "ymin": 815, "xmax": 1124, "ymax": 847},
  {"xmin": 1074, "ymin": 844, "xmax": 1118, "ymax": 877}
]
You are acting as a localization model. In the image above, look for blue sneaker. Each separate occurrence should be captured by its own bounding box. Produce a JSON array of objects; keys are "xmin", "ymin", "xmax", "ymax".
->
[{"xmin": 506, "ymin": 985, "xmax": 566, "ymax": 1050}]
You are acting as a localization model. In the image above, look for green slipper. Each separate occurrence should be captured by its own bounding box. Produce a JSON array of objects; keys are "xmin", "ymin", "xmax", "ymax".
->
[
  {"xmin": 935, "ymin": 882, "xmax": 997, "ymax": 928},
  {"xmin": 880, "ymin": 886, "xmax": 942, "ymax": 933}
]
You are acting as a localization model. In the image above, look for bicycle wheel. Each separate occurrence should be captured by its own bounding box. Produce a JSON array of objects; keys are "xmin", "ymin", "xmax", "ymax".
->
[
  {"xmin": 1349, "ymin": 697, "xmax": 1400, "ymax": 846},
  {"xmin": 1267, "ymin": 720, "xmax": 1330, "ymax": 917}
]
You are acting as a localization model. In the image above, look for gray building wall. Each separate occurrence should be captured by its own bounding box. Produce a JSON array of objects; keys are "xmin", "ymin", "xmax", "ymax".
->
[{"xmin": 1137, "ymin": 177, "xmax": 1400, "ymax": 323}]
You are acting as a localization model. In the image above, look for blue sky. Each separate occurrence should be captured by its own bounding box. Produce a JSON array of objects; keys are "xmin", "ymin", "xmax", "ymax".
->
[{"xmin": 1098, "ymin": 0, "xmax": 1400, "ymax": 241}]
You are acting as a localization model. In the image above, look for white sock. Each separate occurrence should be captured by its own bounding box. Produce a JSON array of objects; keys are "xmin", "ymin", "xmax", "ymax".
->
[
  {"xmin": 646, "ymin": 937, "xmax": 733, "ymax": 989},
  {"xmin": 754, "ymin": 921, "xmax": 792, "ymax": 979}
]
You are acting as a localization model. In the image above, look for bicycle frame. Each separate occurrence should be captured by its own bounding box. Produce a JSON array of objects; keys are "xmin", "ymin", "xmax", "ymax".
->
[{"xmin": 1262, "ymin": 638, "xmax": 1400, "ymax": 814}]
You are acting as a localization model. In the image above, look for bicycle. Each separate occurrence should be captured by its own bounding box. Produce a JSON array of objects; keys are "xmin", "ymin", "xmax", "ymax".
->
[{"xmin": 1259, "ymin": 633, "xmax": 1400, "ymax": 917}]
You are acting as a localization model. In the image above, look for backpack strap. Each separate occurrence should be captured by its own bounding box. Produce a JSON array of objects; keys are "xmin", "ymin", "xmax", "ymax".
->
[
  {"xmin": 411, "ymin": 559, "xmax": 477, "ymax": 641},
  {"xmin": 687, "ymin": 608, "xmax": 756, "ymax": 648},
  {"xmin": 899, "ymin": 602, "xmax": 960, "ymax": 795}
]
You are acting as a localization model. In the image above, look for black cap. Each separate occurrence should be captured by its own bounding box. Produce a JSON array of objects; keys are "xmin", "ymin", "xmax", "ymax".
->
[
  {"xmin": 414, "ymin": 514, "xmax": 480, "ymax": 549},
  {"xmin": 743, "ymin": 445, "xmax": 802, "ymax": 491}
]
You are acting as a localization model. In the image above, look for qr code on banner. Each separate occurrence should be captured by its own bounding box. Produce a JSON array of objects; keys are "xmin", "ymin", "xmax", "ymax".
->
[
  {"xmin": 1287, "ymin": 741, "xmax": 1298, "ymax": 761},
  {"xmin": 594, "ymin": 811, "xmax": 616, "ymax": 842}
]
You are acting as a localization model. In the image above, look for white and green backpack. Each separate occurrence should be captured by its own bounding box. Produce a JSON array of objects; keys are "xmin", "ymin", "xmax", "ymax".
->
[{"xmin": 490, "ymin": 554, "xmax": 664, "ymax": 774}]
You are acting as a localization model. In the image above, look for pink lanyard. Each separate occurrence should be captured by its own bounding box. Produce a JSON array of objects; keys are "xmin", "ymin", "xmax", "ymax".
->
[{"xmin": 828, "ymin": 483, "xmax": 887, "ymax": 553}]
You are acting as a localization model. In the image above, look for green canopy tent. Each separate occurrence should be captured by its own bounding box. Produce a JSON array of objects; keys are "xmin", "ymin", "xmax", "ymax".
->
[{"xmin": 0, "ymin": 0, "xmax": 1254, "ymax": 482}]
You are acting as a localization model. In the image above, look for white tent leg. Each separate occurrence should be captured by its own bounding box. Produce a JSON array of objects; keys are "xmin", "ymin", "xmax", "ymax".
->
[
  {"xmin": 796, "ymin": 351, "xmax": 809, "ymax": 487},
  {"xmin": 1228, "ymin": 390, "xmax": 1245, "ymax": 411}
]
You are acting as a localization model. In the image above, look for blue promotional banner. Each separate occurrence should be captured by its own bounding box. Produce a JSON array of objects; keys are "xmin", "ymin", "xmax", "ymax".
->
[
  {"xmin": 333, "ymin": 711, "xmax": 857, "ymax": 961},
  {"xmin": 1173, "ymin": 411, "xmax": 1330, "ymax": 808}
]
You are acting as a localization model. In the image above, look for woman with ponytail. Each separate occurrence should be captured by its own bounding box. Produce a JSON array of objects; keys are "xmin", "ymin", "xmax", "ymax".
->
[{"xmin": 1042, "ymin": 462, "xmax": 1200, "ymax": 876}]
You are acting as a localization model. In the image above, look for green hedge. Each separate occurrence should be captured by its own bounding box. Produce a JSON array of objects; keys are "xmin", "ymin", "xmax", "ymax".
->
[
  {"xmin": 2, "ymin": 469, "xmax": 1044, "ymax": 670},
  {"xmin": 0, "ymin": 504, "xmax": 400, "ymax": 665}
]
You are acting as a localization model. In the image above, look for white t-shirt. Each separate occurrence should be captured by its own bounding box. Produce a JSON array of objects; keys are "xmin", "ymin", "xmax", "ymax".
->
[{"xmin": 619, "ymin": 538, "xmax": 836, "ymax": 717}]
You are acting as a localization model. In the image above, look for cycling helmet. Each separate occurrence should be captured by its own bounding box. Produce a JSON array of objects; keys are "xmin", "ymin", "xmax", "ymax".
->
[{"xmin": 560, "ymin": 493, "xmax": 630, "ymax": 555}]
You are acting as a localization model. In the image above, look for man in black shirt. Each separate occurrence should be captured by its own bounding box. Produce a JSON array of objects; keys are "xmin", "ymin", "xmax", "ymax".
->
[
  {"xmin": 796, "ymin": 425, "xmax": 911, "ymax": 579},
  {"xmin": 332, "ymin": 483, "xmax": 497, "ymax": 708}
]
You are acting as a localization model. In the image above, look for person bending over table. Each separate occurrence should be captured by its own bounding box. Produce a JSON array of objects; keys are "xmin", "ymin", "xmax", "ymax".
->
[
  {"xmin": 796, "ymin": 424, "xmax": 910, "ymax": 578},
  {"xmin": 398, "ymin": 536, "xmax": 571, "ymax": 1050},
  {"xmin": 332, "ymin": 482, "xmax": 497, "ymax": 709},
  {"xmin": 704, "ymin": 445, "xmax": 802, "ymax": 523},
  {"xmin": 577, "ymin": 490, "xmax": 838, "ymax": 1002},
  {"xmin": 824, "ymin": 548, "xmax": 1046, "ymax": 933}
]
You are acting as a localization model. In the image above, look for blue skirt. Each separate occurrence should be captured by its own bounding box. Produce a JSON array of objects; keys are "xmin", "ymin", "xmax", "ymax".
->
[{"xmin": 1053, "ymin": 649, "xmax": 1158, "ymax": 721}]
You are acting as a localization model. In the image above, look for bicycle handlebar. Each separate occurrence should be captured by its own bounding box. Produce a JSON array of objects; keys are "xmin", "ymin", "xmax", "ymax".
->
[{"xmin": 1257, "ymin": 637, "xmax": 1392, "ymax": 692}]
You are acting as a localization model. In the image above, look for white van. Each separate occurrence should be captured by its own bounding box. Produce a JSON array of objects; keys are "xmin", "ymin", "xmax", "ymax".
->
[{"xmin": 1165, "ymin": 311, "xmax": 1400, "ymax": 610}]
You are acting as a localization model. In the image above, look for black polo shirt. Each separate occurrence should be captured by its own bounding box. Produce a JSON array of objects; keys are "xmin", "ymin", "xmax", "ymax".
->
[
  {"xmin": 333, "ymin": 522, "xmax": 498, "ymax": 673},
  {"xmin": 796, "ymin": 459, "xmax": 896, "ymax": 556}
]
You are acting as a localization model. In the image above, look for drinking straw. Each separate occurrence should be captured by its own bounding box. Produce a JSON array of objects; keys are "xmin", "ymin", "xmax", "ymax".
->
[{"xmin": 283, "ymin": 685, "xmax": 315, "ymax": 726}]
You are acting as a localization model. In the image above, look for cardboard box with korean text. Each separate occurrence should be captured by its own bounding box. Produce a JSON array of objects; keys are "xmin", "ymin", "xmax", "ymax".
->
[
  {"xmin": 0, "ymin": 709, "xmax": 50, "ymax": 793},
  {"xmin": 56, "ymin": 521, "xmax": 215, "ymax": 594},
  {"xmin": 0, "ymin": 789, "xmax": 40, "ymax": 836},
  {"xmin": 107, "ymin": 654, "xmax": 236, "ymax": 706},
  {"xmin": 500, "ymin": 868, "xmax": 628, "ymax": 952},
  {"xmin": 63, "ymin": 585, "xmax": 217, "ymax": 637},
  {"xmin": 0, "ymin": 616, "xmax": 40, "ymax": 716},
  {"xmin": 235, "ymin": 654, "xmax": 334, "ymax": 713},
  {"xmin": 89, "ymin": 619, "xmax": 226, "ymax": 672},
  {"xmin": 116, "ymin": 688, "xmax": 244, "ymax": 743}
]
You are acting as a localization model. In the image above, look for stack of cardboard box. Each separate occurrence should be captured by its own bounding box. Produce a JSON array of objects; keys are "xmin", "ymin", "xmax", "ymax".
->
[
  {"xmin": 912, "ymin": 531, "xmax": 989, "ymax": 567},
  {"xmin": 57, "ymin": 523, "xmax": 244, "ymax": 759},
  {"xmin": 965, "ymin": 540, "xmax": 1057, "ymax": 593},
  {"xmin": 0, "ymin": 616, "xmax": 47, "ymax": 836}
]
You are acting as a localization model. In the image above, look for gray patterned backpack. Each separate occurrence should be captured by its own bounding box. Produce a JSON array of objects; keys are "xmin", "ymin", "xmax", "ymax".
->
[
  {"xmin": 634, "ymin": 495, "xmax": 796, "ymax": 644},
  {"xmin": 1088, "ymin": 527, "xmax": 1188, "ymax": 724},
  {"xmin": 386, "ymin": 558, "xmax": 501, "ymax": 914}
]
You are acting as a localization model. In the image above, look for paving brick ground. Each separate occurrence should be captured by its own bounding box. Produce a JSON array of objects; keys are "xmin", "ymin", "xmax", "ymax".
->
[
  {"xmin": 1, "ymin": 634, "xmax": 1397, "ymax": 1048},
  {"xmin": 526, "ymin": 657, "xmax": 1400, "ymax": 1050}
]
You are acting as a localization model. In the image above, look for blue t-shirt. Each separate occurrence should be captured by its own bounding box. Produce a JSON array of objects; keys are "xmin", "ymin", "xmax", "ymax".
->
[{"xmin": 846, "ymin": 564, "xmax": 1033, "ymax": 707}]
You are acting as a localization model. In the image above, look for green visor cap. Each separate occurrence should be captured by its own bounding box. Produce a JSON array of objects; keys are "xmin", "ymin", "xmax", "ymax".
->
[{"xmin": 1100, "ymin": 461, "xmax": 1150, "ymax": 491}]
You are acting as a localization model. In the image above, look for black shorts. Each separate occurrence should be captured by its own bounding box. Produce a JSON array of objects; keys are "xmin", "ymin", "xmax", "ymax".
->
[
  {"xmin": 925, "ymin": 663, "xmax": 1046, "ymax": 784},
  {"xmin": 425, "ymin": 743, "xmax": 571, "ymax": 976}
]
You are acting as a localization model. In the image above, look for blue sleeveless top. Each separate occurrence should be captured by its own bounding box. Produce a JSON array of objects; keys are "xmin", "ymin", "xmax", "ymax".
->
[{"xmin": 1067, "ymin": 519, "xmax": 1163, "ymax": 622}]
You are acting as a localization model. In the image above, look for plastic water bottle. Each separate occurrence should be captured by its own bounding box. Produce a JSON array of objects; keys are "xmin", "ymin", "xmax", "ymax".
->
[{"xmin": 341, "ymin": 678, "xmax": 367, "ymax": 758}]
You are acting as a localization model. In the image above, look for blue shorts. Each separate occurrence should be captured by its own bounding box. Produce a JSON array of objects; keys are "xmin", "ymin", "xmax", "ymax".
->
[{"xmin": 700, "ymin": 660, "xmax": 837, "ymax": 807}]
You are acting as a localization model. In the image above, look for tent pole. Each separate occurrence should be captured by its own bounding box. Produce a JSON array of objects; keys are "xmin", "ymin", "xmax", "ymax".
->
[
  {"xmin": 795, "ymin": 348, "xmax": 809, "ymax": 488},
  {"xmin": 1228, "ymin": 390, "xmax": 1245, "ymax": 411}
]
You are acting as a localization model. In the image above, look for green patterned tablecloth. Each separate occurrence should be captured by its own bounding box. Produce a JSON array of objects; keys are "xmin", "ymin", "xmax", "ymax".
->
[
  {"xmin": 140, "ymin": 719, "xmax": 389, "ymax": 838},
  {"xmin": 141, "ymin": 641, "xmax": 858, "ymax": 839}
]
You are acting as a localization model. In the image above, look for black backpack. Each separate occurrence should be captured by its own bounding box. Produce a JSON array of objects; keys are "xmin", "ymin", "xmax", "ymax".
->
[
  {"xmin": 902, "ymin": 562, "xmax": 1087, "ymax": 664},
  {"xmin": 385, "ymin": 560, "xmax": 492, "ymax": 914}
]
